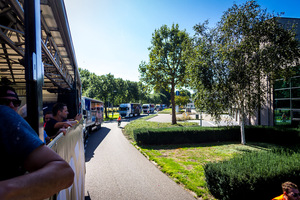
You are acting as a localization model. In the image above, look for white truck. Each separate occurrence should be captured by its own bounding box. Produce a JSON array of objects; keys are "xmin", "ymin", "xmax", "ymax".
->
[
  {"xmin": 142, "ymin": 104, "xmax": 155, "ymax": 114},
  {"xmin": 119, "ymin": 103, "xmax": 142, "ymax": 118},
  {"xmin": 81, "ymin": 97, "xmax": 104, "ymax": 140}
]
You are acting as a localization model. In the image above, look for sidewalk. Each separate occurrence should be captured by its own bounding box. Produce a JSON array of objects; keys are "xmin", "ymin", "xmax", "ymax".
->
[
  {"xmin": 147, "ymin": 113, "xmax": 238, "ymax": 126},
  {"xmin": 84, "ymin": 121, "xmax": 196, "ymax": 200}
]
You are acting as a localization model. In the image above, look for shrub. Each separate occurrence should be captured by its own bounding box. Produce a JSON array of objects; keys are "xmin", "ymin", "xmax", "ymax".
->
[
  {"xmin": 133, "ymin": 126, "xmax": 241, "ymax": 145},
  {"xmin": 204, "ymin": 148, "xmax": 300, "ymax": 200},
  {"xmin": 133, "ymin": 126, "xmax": 300, "ymax": 145},
  {"xmin": 245, "ymin": 126, "xmax": 300, "ymax": 145},
  {"xmin": 177, "ymin": 112, "xmax": 192, "ymax": 121}
]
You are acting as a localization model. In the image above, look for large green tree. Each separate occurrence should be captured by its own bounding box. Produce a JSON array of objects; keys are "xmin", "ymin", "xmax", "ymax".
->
[
  {"xmin": 175, "ymin": 89, "xmax": 191, "ymax": 108},
  {"xmin": 189, "ymin": 1, "xmax": 300, "ymax": 144},
  {"xmin": 79, "ymin": 68, "xmax": 92, "ymax": 96},
  {"xmin": 114, "ymin": 78, "xmax": 128, "ymax": 105},
  {"xmin": 139, "ymin": 24, "xmax": 192, "ymax": 124}
]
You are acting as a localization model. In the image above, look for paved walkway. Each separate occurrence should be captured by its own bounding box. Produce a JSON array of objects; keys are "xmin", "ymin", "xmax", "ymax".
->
[
  {"xmin": 84, "ymin": 120, "xmax": 196, "ymax": 200},
  {"xmin": 147, "ymin": 113, "xmax": 238, "ymax": 126}
]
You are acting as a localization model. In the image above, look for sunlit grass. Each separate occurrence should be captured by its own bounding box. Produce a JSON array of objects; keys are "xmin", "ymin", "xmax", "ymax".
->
[
  {"xmin": 124, "ymin": 117, "xmax": 198, "ymax": 140},
  {"xmin": 138, "ymin": 142, "xmax": 278, "ymax": 200}
]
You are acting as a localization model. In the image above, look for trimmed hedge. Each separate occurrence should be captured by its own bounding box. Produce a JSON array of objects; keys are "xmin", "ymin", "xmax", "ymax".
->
[
  {"xmin": 245, "ymin": 126, "xmax": 300, "ymax": 145},
  {"xmin": 133, "ymin": 126, "xmax": 300, "ymax": 145},
  {"xmin": 133, "ymin": 126, "xmax": 240, "ymax": 145},
  {"xmin": 204, "ymin": 148, "xmax": 300, "ymax": 200}
]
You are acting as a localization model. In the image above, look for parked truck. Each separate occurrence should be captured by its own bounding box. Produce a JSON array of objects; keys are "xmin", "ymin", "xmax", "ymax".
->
[
  {"xmin": 142, "ymin": 104, "xmax": 155, "ymax": 114},
  {"xmin": 81, "ymin": 97, "xmax": 104, "ymax": 140},
  {"xmin": 119, "ymin": 103, "xmax": 142, "ymax": 118}
]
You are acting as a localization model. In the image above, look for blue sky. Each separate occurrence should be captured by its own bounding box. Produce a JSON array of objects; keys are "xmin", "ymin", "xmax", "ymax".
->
[{"xmin": 64, "ymin": 0, "xmax": 300, "ymax": 82}]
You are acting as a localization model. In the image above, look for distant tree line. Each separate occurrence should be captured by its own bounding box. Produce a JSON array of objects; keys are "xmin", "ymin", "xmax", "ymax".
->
[{"xmin": 79, "ymin": 68, "xmax": 175, "ymax": 118}]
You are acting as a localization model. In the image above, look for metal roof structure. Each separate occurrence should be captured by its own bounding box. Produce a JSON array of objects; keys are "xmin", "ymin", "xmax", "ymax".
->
[{"xmin": 0, "ymin": 0, "xmax": 81, "ymax": 92}]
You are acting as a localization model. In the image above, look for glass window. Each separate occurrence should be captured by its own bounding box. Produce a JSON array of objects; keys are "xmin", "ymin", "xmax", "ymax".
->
[
  {"xmin": 293, "ymin": 110, "xmax": 300, "ymax": 118},
  {"xmin": 291, "ymin": 77, "xmax": 300, "ymax": 87},
  {"xmin": 274, "ymin": 89, "xmax": 290, "ymax": 98},
  {"xmin": 292, "ymin": 88, "xmax": 300, "ymax": 98},
  {"xmin": 292, "ymin": 66, "xmax": 300, "ymax": 76},
  {"xmin": 292, "ymin": 100, "xmax": 300, "ymax": 109},
  {"xmin": 274, "ymin": 109, "xmax": 291, "ymax": 125},
  {"xmin": 274, "ymin": 79, "xmax": 290, "ymax": 89},
  {"xmin": 274, "ymin": 100, "xmax": 290, "ymax": 109}
]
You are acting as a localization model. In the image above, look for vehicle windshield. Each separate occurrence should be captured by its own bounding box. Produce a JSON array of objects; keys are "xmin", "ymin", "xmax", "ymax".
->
[{"xmin": 119, "ymin": 107, "xmax": 128, "ymax": 111}]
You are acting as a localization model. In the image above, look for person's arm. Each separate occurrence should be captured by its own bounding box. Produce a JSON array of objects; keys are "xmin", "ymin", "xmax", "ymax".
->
[
  {"xmin": 53, "ymin": 121, "xmax": 73, "ymax": 129},
  {"xmin": 0, "ymin": 145, "xmax": 74, "ymax": 200},
  {"xmin": 67, "ymin": 114, "xmax": 82, "ymax": 122}
]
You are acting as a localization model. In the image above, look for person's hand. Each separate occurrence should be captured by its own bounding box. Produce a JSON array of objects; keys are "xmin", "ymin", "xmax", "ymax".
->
[
  {"xmin": 63, "ymin": 121, "xmax": 73, "ymax": 128},
  {"xmin": 74, "ymin": 113, "xmax": 82, "ymax": 121},
  {"xmin": 59, "ymin": 128, "xmax": 67, "ymax": 136}
]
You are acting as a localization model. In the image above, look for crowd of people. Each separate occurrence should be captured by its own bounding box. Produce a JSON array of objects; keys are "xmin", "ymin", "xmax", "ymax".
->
[{"xmin": 0, "ymin": 85, "xmax": 81, "ymax": 199}]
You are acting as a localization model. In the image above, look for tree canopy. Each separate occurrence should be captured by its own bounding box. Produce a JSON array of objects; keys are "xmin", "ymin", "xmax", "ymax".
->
[
  {"xmin": 188, "ymin": 1, "xmax": 300, "ymax": 144},
  {"xmin": 139, "ymin": 23, "xmax": 192, "ymax": 124}
]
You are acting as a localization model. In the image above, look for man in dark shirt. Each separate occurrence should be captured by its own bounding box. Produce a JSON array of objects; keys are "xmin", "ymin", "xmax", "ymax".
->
[
  {"xmin": 0, "ymin": 99, "xmax": 74, "ymax": 199},
  {"xmin": 45, "ymin": 102, "xmax": 82, "ymax": 137}
]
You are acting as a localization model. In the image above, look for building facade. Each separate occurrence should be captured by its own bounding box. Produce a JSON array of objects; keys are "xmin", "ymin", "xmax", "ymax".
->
[{"xmin": 233, "ymin": 18, "xmax": 300, "ymax": 127}]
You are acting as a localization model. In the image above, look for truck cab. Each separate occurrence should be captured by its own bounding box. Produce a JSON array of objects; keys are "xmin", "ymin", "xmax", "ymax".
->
[
  {"xmin": 119, "ymin": 103, "xmax": 141, "ymax": 118},
  {"xmin": 142, "ymin": 104, "xmax": 155, "ymax": 114}
]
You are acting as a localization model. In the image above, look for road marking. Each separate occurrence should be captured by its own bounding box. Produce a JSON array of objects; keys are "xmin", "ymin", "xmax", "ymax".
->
[{"xmin": 206, "ymin": 121, "xmax": 217, "ymax": 126}]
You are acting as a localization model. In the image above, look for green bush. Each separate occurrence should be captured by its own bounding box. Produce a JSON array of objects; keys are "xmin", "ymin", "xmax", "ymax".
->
[
  {"xmin": 245, "ymin": 126, "xmax": 300, "ymax": 145},
  {"xmin": 204, "ymin": 148, "xmax": 300, "ymax": 200},
  {"xmin": 133, "ymin": 126, "xmax": 300, "ymax": 145},
  {"xmin": 133, "ymin": 126, "xmax": 241, "ymax": 145}
]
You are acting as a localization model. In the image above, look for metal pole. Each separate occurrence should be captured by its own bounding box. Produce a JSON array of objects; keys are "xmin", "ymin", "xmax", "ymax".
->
[{"xmin": 24, "ymin": 0, "xmax": 43, "ymax": 137}]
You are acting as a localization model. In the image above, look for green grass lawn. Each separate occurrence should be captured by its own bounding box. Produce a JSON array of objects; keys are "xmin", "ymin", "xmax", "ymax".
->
[
  {"xmin": 137, "ymin": 142, "xmax": 278, "ymax": 200},
  {"xmin": 123, "ymin": 118, "xmax": 282, "ymax": 199},
  {"xmin": 103, "ymin": 112, "xmax": 119, "ymax": 121},
  {"xmin": 158, "ymin": 108, "xmax": 186, "ymax": 114},
  {"xmin": 124, "ymin": 117, "xmax": 198, "ymax": 140}
]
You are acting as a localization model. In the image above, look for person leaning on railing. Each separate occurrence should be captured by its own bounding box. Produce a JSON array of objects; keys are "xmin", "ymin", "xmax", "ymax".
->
[
  {"xmin": 0, "ymin": 87, "xmax": 74, "ymax": 200},
  {"xmin": 44, "ymin": 102, "xmax": 82, "ymax": 138}
]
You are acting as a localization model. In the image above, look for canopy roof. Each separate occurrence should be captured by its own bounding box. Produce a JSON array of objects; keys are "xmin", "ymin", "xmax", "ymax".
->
[{"xmin": 0, "ymin": 0, "xmax": 81, "ymax": 93}]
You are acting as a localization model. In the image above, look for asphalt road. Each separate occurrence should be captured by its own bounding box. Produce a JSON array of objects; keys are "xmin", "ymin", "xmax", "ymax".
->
[
  {"xmin": 84, "ymin": 117, "xmax": 196, "ymax": 200},
  {"xmin": 147, "ymin": 113, "xmax": 238, "ymax": 126}
]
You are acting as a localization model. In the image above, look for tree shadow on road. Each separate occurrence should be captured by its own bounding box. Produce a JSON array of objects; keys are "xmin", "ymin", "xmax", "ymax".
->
[{"xmin": 85, "ymin": 127, "xmax": 110, "ymax": 162}]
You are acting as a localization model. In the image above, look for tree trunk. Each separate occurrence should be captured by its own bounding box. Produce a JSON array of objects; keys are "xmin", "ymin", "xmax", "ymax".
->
[
  {"xmin": 171, "ymin": 83, "xmax": 177, "ymax": 124},
  {"xmin": 240, "ymin": 106, "xmax": 246, "ymax": 145},
  {"xmin": 104, "ymin": 98, "xmax": 108, "ymax": 119}
]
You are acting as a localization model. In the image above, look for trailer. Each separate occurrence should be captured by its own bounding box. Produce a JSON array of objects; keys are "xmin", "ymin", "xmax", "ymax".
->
[
  {"xmin": 0, "ymin": 1, "xmax": 85, "ymax": 199},
  {"xmin": 82, "ymin": 96, "xmax": 103, "ymax": 140},
  {"xmin": 119, "ymin": 103, "xmax": 142, "ymax": 118},
  {"xmin": 142, "ymin": 103, "xmax": 155, "ymax": 114}
]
